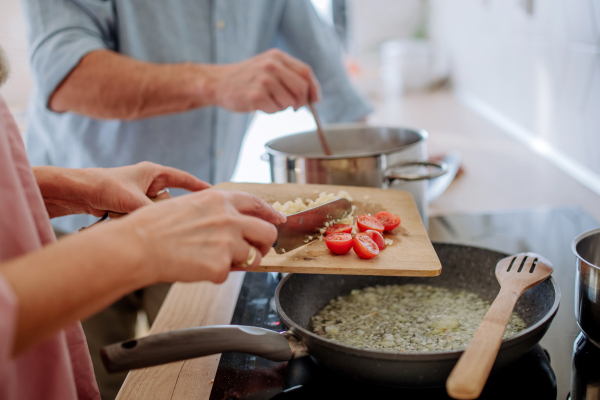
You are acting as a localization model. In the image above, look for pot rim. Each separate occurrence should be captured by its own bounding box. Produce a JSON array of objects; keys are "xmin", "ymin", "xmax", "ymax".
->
[
  {"xmin": 264, "ymin": 123, "xmax": 429, "ymax": 160},
  {"xmin": 572, "ymin": 227, "xmax": 600, "ymax": 270}
]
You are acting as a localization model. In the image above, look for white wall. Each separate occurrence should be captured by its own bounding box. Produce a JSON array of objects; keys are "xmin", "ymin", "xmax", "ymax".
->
[
  {"xmin": 429, "ymin": 0, "xmax": 600, "ymax": 193},
  {"xmin": 347, "ymin": 0, "xmax": 425, "ymax": 60}
]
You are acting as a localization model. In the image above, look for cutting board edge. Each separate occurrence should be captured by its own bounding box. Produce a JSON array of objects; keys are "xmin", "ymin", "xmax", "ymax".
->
[
  {"xmin": 241, "ymin": 265, "xmax": 442, "ymax": 277},
  {"xmin": 214, "ymin": 182, "xmax": 417, "ymax": 203}
]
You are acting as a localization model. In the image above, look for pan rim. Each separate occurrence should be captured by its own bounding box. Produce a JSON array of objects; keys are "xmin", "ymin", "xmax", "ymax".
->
[{"xmin": 275, "ymin": 245, "xmax": 561, "ymax": 361}]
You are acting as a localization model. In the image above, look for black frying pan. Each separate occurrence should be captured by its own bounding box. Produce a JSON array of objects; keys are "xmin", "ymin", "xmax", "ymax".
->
[{"xmin": 101, "ymin": 243, "xmax": 560, "ymax": 387}]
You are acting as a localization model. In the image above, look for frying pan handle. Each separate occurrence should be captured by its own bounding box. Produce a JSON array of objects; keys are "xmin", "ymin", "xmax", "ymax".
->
[{"xmin": 101, "ymin": 325, "xmax": 296, "ymax": 373}]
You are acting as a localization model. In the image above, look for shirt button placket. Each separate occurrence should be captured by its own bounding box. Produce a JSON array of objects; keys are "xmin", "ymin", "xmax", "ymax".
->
[{"xmin": 213, "ymin": 6, "xmax": 226, "ymax": 182}]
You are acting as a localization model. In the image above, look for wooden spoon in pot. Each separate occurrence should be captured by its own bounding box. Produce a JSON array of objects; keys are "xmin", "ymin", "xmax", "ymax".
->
[
  {"xmin": 446, "ymin": 252, "xmax": 553, "ymax": 399},
  {"xmin": 307, "ymin": 102, "xmax": 333, "ymax": 156}
]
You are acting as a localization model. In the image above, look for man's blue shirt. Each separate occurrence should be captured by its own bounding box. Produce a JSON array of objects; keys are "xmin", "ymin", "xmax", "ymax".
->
[{"xmin": 22, "ymin": 0, "xmax": 371, "ymax": 231}]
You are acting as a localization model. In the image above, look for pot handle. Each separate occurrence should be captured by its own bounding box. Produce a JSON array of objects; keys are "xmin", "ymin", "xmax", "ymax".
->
[
  {"xmin": 385, "ymin": 161, "xmax": 448, "ymax": 183},
  {"xmin": 260, "ymin": 153, "xmax": 270, "ymax": 162},
  {"xmin": 101, "ymin": 325, "xmax": 300, "ymax": 373}
]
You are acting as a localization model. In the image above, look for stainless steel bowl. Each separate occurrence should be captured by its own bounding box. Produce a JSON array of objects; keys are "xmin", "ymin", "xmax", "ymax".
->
[{"xmin": 572, "ymin": 228, "xmax": 600, "ymax": 346}]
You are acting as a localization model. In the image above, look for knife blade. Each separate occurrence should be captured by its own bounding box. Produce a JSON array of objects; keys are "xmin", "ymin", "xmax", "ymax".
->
[{"xmin": 273, "ymin": 198, "xmax": 353, "ymax": 254}]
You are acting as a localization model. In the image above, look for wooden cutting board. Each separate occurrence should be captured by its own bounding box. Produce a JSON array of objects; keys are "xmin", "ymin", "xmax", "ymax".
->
[{"xmin": 214, "ymin": 182, "xmax": 442, "ymax": 276}]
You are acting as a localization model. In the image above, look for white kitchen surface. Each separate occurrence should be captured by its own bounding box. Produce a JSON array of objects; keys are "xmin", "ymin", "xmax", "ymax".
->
[
  {"xmin": 430, "ymin": 0, "xmax": 600, "ymax": 182},
  {"xmin": 230, "ymin": 107, "xmax": 316, "ymax": 184}
]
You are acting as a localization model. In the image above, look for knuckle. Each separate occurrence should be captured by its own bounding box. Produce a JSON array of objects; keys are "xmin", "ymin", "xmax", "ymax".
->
[
  {"xmin": 263, "ymin": 60, "xmax": 278, "ymax": 73},
  {"xmin": 301, "ymin": 81, "xmax": 309, "ymax": 94},
  {"xmin": 212, "ymin": 272, "xmax": 228, "ymax": 284},
  {"xmin": 258, "ymin": 75, "xmax": 272, "ymax": 87},
  {"xmin": 249, "ymin": 195, "xmax": 265, "ymax": 213},
  {"xmin": 216, "ymin": 252, "xmax": 231, "ymax": 267},
  {"xmin": 267, "ymin": 48, "xmax": 283, "ymax": 58},
  {"xmin": 293, "ymin": 83, "xmax": 308, "ymax": 98},
  {"xmin": 266, "ymin": 225, "xmax": 278, "ymax": 245},
  {"xmin": 222, "ymin": 236, "xmax": 238, "ymax": 250},
  {"xmin": 137, "ymin": 160, "xmax": 155, "ymax": 170},
  {"xmin": 216, "ymin": 214, "xmax": 237, "ymax": 228},
  {"xmin": 205, "ymin": 190, "xmax": 226, "ymax": 203},
  {"xmin": 268, "ymin": 223, "xmax": 278, "ymax": 240},
  {"xmin": 299, "ymin": 65, "xmax": 313, "ymax": 78},
  {"xmin": 249, "ymin": 90, "xmax": 265, "ymax": 104},
  {"xmin": 210, "ymin": 262, "xmax": 230, "ymax": 284}
]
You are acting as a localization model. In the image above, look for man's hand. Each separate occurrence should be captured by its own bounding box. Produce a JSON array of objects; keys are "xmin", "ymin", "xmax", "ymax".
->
[
  {"xmin": 208, "ymin": 49, "xmax": 321, "ymax": 114},
  {"xmin": 34, "ymin": 162, "xmax": 210, "ymax": 219}
]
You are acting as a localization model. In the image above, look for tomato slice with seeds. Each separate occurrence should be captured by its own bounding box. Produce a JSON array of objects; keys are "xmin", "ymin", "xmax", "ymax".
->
[
  {"xmin": 353, "ymin": 233, "xmax": 380, "ymax": 259},
  {"xmin": 365, "ymin": 230, "xmax": 385, "ymax": 250},
  {"xmin": 325, "ymin": 224, "xmax": 353, "ymax": 235},
  {"xmin": 325, "ymin": 233, "xmax": 353, "ymax": 255},
  {"xmin": 375, "ymin": 211, "xmax": 401, "ymax": 231},
  {"xmin": 356, "ymin": 214, "xmax": 384, "ymax": 233}
]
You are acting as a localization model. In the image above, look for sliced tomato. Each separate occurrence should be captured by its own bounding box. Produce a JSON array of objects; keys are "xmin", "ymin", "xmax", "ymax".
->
[
  {"xmin": 375, "ymin": 211, "xmax": 401, "ymax": 231},
  {"xmin": 325, "ymin": 233, "xmax": 353, "ymax": 255},
  {"xmin": 357, "ymin": 214, "xmax": 384, "ymax": 233},
  {"xmin": 365, "ymin": 230, "xmax": 385, "ymax": 250},
  {"xmin": 325, "ymin": 224, "xmax": 353, "ymax": 235},
  {"xmin": 353, "ymin": 233, "xmax": 380, "ymax": 259}
]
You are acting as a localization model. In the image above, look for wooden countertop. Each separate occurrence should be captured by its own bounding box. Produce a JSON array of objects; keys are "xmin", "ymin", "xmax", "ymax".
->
[
  {"xmin": 116, "ymin": 273, "xmax": 245, "ymax": 400},
  {"xmin": 116, "ymin": 91, "xmax": 600, "ymax": 399}
]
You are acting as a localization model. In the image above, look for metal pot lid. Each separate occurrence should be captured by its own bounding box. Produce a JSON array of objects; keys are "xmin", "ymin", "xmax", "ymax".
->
[{"xmin": 265, "ymin": 124, "xmax": 429, "ymax": 159}]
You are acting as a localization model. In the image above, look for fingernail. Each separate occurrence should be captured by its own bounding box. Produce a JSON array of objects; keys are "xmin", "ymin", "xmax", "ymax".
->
[{"xmin": 279, "ymin": 211, "xmax": 287, "ymax": 223}]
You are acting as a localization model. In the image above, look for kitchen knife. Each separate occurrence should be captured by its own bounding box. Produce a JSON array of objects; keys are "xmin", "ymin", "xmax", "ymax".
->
[{"xmin": 273, "ymin": 198, "xmax": 353, "ymax": 254}]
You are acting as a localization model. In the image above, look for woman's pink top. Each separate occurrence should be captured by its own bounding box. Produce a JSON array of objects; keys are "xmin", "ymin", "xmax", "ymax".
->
[{"xmin": 0, "ymin": 96, "xmax": 100, "ymax": 399}]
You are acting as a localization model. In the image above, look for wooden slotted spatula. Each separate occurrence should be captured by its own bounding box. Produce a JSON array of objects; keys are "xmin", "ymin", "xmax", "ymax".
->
[{"xmin": 446, "ymin": 252, "xmax": 553, "ymax": 399}]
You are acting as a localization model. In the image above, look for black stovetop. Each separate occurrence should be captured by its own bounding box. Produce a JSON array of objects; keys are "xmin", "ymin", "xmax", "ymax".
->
[{"xmin": 209, "ymin": 206, "xmax": 600, "ymax": 400}]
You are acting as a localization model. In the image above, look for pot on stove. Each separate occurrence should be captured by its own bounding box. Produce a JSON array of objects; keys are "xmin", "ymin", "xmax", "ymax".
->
[
  {"xmin": 572, "ymin": 228, "xmax": 600, "ymax": 347},
  {"xmin": 263, "ymin": 124, "xmax": 454, "ymax": 229}
]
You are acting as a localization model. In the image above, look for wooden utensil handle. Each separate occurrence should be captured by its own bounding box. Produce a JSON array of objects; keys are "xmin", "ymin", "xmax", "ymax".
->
[
  {"xmin": 446, "ymin": 288, "xmax": 520, "ymax": 399},
  {"xmin": 308, "ymin": 102, "xmax": 332, "ymax": 156}
]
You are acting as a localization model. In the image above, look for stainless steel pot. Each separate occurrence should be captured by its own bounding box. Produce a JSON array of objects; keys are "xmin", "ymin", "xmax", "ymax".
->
[
  {"xmin": 263, "ymin": 125, "xmax": 449, "ymax": 228},
  {"xmin": 573, "ymin": 228, "xmax": 600, "ymax": 346}
]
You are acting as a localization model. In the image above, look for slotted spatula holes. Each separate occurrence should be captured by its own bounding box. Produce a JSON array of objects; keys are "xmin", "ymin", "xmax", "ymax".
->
[
  {"xmin": 530, "ymin": 258, "xmax": 538, "ymax": 273},
  {"xmin": 507, "ymin": 257, "xmax": 517, "ymax": 272},
  {"xmin": 517, "ymin": 256, "xmax": 528, "ymax": 273}
]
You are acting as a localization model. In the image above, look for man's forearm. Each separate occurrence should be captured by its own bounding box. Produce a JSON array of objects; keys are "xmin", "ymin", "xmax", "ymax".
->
[
  {"xmin": 1, "ymin": 220, "xmax": 147, "ymax": 355},
  {"xmin": 50, "ymin": 49, "xmax": 323, "ymax": 119},
  {"xmin": 50, "ymin": 50, "xmax": 219, "ymax": 120}
]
